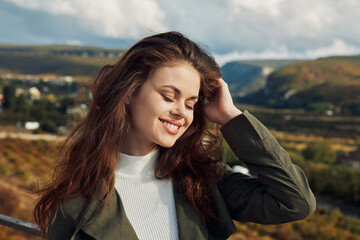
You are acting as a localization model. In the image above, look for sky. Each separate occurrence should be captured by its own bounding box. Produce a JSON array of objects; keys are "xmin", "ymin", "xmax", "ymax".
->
[{"xmin": 1, "ymin": 0, "xmax": 360, "ymax": 65}]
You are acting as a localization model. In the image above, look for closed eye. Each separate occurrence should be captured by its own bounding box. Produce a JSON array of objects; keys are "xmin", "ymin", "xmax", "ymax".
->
[
  {"xmin": 161, "ymin": 94, "xmax": 174, "ymax": 102},
  {"xmin": 161, "ymin": 93, "xmax": 195, "ymax": 110},
  {"xmin": 185, "ymin": 100, "xmax": 197, "ymax": 111}
]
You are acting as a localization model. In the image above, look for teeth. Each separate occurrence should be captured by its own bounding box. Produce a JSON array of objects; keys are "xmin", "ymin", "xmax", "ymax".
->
[{"xmin": 161, "ymin": 120, "xmax": 180, "ymax": 130}]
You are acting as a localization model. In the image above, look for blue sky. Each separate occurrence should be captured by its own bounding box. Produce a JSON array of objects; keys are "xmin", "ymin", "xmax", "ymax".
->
[{"xmin": 1, "ymin": 0, "xmax": 360, "ymax": 64}]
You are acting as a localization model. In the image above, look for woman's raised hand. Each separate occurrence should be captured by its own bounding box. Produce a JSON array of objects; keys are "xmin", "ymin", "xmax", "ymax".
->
[{"xmin": 203, "ymin": 78, "xmax": 242, "ymax": 125}]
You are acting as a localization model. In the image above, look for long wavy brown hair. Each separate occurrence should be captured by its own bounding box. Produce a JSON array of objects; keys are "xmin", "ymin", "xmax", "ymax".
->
[{"xmin": 34, "ymin": 31, "xmax": 224, "ymax": 237}]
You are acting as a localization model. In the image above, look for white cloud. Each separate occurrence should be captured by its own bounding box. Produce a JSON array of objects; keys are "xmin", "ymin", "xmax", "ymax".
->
[
  {"xmin": 4, "ymin": 0, "xmax": 360, "ymax": 59},
  {"xmin": 229, "ymin": 0, "xmax": 284, "ymax": 16},
  {"xmin": 213, "ymin": 39, "xmax": 360, "ymax": 66},
  {"xmin": 158, "ymin": 0, "xmax": 360, "ymax": 55},
  {"xmin": 278, "ymin": 1, "xmax": 336, "ymax": 37},
  {"xmin": 303, "ymin": 39, "xmax": 360, "ymax": 58},
  {"xmin": 213, "ymin": 48, "xmax": 294, "ymax": 66},
  {"xmin": 5, "ymin": 0, "xmax": 167, "ymax": 38},
  {"xmin": 5, "ymin": 0, "xmax": 75, "ymax": 14}
]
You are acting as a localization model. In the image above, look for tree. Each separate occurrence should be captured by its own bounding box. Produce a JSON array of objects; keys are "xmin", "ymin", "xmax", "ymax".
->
[
  {"xmin": 40, "ymin": 120, "xmax": 58, "ymax": 133},
  {"xmin": 59, "ymin": 97, "xmax": 75, "ymax": 114},
  {"xmin": 302, "ymin": 141, "xmax": 337, "ymax": 164},
  {"xmin": 2, "ymin": 85, "xmax": 16, "ymax": 111},
  {"xmin": 355, "ymin": 137, "xmax": 360, "ymax": 149},
  {"xmin": 15, "ymin": 93, "xmax": 29, "ymax": 112}
]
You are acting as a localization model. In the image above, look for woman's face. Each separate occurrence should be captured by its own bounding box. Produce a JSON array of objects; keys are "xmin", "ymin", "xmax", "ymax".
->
[{"xmin": 123, "ymin": 62, "xmax": 201, "ymax": 155}]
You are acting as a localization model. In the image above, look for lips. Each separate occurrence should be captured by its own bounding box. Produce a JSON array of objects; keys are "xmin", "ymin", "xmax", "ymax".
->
[{"xmin": 159, "ymin": 118, "xmax": 182, "ymax": 135}]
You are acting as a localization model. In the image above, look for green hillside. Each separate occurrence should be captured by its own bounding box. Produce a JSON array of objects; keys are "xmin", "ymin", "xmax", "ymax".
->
[
  {"xmin": 221, "ymin": 59, "xmax": 297, "ymax": 96},
  {"xmin": 0, "ymin": 44, "xmax": 124, "ymax": 76},
  {"xmin": 239, "ymin": 55, "xmax": 360, "ymax": 115},
  {"xmin": 266, "ymin": 56, "xmax": 360, "ymax": 94}
]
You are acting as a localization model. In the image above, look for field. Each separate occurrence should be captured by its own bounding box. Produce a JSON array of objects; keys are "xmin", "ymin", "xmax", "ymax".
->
[
  {"xmin": 0, "ymin": 44, "xmax": 121, "ymax": 77},
  {"xmin": 236, "ymin": 104, "xmax": 360, "ymax": 138},
  {"xmin": 0, "ymin": 138, "xmax": 58, "ymax": 240}
]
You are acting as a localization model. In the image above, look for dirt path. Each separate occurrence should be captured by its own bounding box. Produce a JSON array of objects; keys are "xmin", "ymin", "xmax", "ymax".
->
[{"xmin": 0, "ymin": 132, "xmax": 64, "ymax": 141}]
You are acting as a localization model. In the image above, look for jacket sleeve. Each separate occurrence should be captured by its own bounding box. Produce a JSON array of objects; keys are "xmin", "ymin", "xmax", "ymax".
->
[{"xmin": 219, "ymin": 110, "xmax": 316, "ymax": 224}]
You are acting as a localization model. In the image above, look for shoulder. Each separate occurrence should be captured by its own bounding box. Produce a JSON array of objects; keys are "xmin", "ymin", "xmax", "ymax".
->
[
  {"xmin": 59, "ymin": 195, "xmax": 87, "ymax": 224},
  {"xmin": 48, "ymin": 195, "xmax": 87, "ymax": 230},
  {"xmin": 47, "ymin": 182, "xmax": 111, "ymax": 239},
  {"xmin": 46, "ymin": 196, "xmax": 87, "ymax": 239},
  {"xmin": 50, "ymin": 180, "xmax": 109, "ymax": 229}
]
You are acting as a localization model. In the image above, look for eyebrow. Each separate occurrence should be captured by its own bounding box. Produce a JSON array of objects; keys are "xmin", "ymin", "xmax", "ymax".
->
[{"xmin": 161, "ymin": 85, "xmax": 198, "ymax": 100}]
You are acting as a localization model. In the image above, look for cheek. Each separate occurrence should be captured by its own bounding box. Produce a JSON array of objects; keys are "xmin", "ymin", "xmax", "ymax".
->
[
  {"xmin": 132, "ymin": 95, "xmax": 157, "ymax": 118},
  {"xmin": 185, "ymin": 114, "xmax": 195, "ymax": 128}
]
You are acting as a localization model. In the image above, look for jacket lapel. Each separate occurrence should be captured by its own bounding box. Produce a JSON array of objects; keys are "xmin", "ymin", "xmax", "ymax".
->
[
  {"xmin": 71, "ymin": 180, "xmax": 138, "ymax": 240},
  {"xmin": 81, "ymin": 189, "xmax": 138, "ymax": 239},
  {"xmin": 173, "ymin": 183, "xmax": 208, "ymax": 240}
]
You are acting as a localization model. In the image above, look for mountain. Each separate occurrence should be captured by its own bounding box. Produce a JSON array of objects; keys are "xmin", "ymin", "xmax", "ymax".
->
[
  {"xmin": 0, "ymin": 43, "xmax": 298, "ymax": 84},
  {"xmin": 221, "ymin": 59, "xmax": 297, "ymax": 96},
  {"xmin": 239, "ymin": 55, "xmax": 360, "ymax": 115},
  {"xmin": 0, "ymin": 44, "xmax": 124, "ymax": 76}
]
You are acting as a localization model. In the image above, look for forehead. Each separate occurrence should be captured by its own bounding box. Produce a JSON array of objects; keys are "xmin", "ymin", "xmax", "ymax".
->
[{"xmin": 147, "ymin": 62, "xmax": 201, "ymax": 95}]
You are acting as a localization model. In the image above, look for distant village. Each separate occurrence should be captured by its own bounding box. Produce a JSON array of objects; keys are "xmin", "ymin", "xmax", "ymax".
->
[{"xmin": 0, "ymin": 73, "xmax": 89, "ymax": 135}]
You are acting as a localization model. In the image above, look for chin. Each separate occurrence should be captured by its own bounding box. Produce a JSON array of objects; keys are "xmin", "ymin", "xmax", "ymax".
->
[
  {"xmin": 158, "ymin": 142, "xmax": 176, "ymax": 148},
  {"xmin": 156, "ymin": 132, "xmax": 185, "ymax": 148},
  {"xmin": 156, "ymin": 137, "xmax": 178, "ymax": 148}
]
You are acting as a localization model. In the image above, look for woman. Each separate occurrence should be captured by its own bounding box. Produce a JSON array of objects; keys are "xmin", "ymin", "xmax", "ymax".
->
[{"xmin": 34, "ymin": 32, "xmax": 316, "ymax": 240}]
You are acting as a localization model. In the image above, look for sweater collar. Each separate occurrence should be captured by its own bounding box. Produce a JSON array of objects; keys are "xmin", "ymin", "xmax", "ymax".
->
[{"xmin": 115, "ymin": 148, "xmax": 159, "ymax": 180}]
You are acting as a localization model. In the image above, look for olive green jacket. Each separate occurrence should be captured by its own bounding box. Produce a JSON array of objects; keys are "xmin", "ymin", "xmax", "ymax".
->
[{"xmin": 47, "ymin": 111, "xmax": 316, "ymax": 240}]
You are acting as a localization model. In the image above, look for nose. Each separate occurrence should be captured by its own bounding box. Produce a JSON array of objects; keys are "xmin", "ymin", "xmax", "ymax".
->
[{"xmin": 170, "ymin": 103, "xmax": 187, "ymax": 119}]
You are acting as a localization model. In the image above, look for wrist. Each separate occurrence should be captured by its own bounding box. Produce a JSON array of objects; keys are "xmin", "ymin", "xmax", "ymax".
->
[{"xmin": 221, "ymin": 108, "xmax": 242, "ymax": 125}]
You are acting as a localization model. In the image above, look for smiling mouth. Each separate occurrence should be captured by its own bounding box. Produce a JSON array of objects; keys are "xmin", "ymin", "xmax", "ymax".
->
[{"xmin": 159, "ymin": 119, "xmax": 181, "ymax": 135}]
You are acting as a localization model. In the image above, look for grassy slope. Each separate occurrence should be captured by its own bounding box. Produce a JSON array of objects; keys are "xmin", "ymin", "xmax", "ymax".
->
[
  {"xmin": 267, "ymin": 56, "xmax": 360, "ymax": 94},
  {"xmin": 0, "ymin": 138, "xmax": 59, "ymax": 240},
  {"xmin": 238, "ymin": 55, "xmax": 360, "ymax": 115},
  {"xmin": 0, "ymin": 44, "xmax": 123, "ymax": 76}
]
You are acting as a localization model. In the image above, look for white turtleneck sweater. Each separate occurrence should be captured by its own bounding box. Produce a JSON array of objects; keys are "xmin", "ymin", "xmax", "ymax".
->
[{"xmin": 114, "ymin": 149, "xmax": 179, "ymax": 240}]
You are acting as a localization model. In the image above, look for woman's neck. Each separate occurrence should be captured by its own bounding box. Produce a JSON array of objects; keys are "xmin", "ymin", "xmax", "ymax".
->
[{"xmin": 121, "ymin": 133, "xmax": 158, "ymax": 156}]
